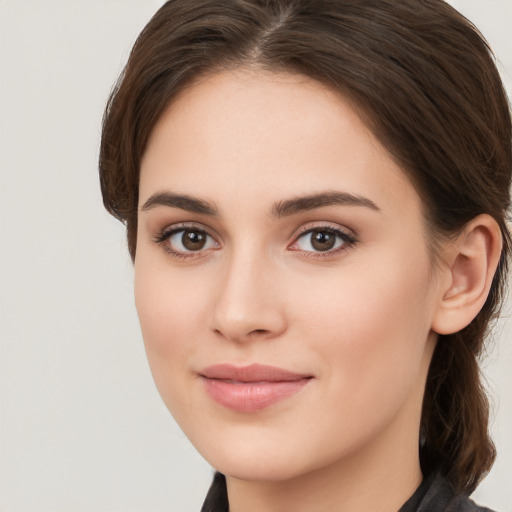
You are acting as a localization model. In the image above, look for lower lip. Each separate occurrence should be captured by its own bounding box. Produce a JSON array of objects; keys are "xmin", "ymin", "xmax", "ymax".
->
[{"xmin": 201, "ymin": 378, "xmax": 311, "ymax": 412}]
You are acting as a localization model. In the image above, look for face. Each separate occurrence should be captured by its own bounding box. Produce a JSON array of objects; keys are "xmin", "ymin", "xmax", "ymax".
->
[{"xmin": 135, "ymin": 69, "xmax": 443, "ymax": 482}]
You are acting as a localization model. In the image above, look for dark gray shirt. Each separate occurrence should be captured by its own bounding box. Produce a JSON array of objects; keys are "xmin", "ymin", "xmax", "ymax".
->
[{"xmin": 200, "ymin": 471, "xmax": 496, "ymax": 512}]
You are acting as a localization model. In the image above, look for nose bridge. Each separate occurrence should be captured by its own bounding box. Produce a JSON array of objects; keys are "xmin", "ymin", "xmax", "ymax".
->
[{"xmin": 211, "ymin": 241, "xmax": 286, "ymax": 341}]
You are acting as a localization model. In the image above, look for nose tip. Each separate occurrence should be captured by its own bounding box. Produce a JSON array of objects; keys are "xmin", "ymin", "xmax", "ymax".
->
[
  {"xmin": 209, "ymin": 258, "xmax": 287, "ymax": 343},
  {"xmin": 212, "ymin": 300, "xmax": 287, "ymax": 343}
]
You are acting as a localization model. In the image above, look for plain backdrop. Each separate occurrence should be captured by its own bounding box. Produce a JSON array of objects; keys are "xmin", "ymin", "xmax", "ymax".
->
[{"xmin": 0, "ymin": 1, "xmax": 510, "ymax": 511}]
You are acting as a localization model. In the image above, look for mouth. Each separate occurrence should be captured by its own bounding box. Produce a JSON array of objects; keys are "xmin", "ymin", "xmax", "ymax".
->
[{"xmin": 198, "ymin": 364, "xmax": 313, "ymax": 412}]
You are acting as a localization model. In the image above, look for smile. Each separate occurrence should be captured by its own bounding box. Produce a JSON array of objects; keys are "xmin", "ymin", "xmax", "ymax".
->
[{"xmin": 199, "ymin": 364, "xmax": 313, "ymax": 412}]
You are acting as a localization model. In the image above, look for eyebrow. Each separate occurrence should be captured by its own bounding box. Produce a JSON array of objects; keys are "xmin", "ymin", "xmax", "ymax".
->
[
  {"xmin": 141, "ymin": 192, "xmax": 218, "ymax": 215},
  {"xmin": 271, "ymin": 191, "xmax": 380, "ymax": 217},
  {"xmin": 140, "ymin": 190, "xmax": 379, "ymax": 217}
]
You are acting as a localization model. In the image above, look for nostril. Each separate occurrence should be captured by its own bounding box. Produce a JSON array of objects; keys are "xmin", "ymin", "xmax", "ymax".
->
[{"xmin": 213, "ymin": 327, "xmax": 272, "ymax": 341}]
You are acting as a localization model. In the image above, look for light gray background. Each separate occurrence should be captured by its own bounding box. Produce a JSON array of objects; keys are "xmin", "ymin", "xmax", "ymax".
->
[{"xmin": 0, "ymin": 1, "xmax": 510, "ymax": 511}]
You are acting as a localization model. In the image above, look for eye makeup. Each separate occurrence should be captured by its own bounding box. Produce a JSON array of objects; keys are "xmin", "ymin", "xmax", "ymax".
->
[
  {"xmin": 152, "ymin": 222, "xmax": 219, "ymax": 260},
  {"xmin": 288, "ymin": 223, "xmax": 359, "ymax": 259},
  {"xmin": 152, "ymin": 220, "xmax": 359, "ymax": 261}
]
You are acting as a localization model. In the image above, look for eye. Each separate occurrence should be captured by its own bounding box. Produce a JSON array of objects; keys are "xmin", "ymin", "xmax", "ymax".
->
[
  {"xmin": 154, "ymin": 225, "xmax": 219, "ymax": 257},
  {"xmin": 290, "ymin": 226, "xmax": 357, "ymax": 255}
]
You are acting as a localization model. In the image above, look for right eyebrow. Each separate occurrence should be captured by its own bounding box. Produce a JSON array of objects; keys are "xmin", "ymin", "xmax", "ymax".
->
[{"xmin": 140, "ymin": 192, "xmax": 218, "ymax": 215}]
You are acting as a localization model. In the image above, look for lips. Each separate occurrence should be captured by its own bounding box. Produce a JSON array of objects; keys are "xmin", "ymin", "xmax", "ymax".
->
[{"xmin": 199, "ymin": 364, "xmax": 313, "ymax": 412}]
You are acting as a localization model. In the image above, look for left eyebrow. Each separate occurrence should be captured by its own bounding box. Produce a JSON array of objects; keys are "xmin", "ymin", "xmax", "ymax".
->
[{"xmin": 271, "ymin": 191, "xmax": 380, "ymax": 218}]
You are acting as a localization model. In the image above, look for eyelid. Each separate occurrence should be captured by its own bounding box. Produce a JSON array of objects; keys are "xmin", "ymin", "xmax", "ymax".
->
[
  {"xmin": 153, "ymin": 221, "xmax": 217, "ymax": 241},
  {"xmin": 293, "ymin": 220, "xmax": 356, "ymax": 236}
]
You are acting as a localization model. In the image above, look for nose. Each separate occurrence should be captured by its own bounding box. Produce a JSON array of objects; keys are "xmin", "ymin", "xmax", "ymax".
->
[{"xmin": 209, "ymin": 248, "xmax": 287, "ymax": 343}]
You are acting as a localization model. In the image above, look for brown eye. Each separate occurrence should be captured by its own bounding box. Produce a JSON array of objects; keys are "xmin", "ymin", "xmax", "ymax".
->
[
  {"xmin": 181, "ymin": 230, "xmax": 207, "ymax": 251},
  {"xmin": 292, "ymin": 227, "xmax": 356, "ymax": 254},
  {"xmin": 161, "ymin": 227, "xmax": 218, "ymax": 255},
  {"xmin": 310, "ymin": 230, "xmax": 336, "ymax": 251}
]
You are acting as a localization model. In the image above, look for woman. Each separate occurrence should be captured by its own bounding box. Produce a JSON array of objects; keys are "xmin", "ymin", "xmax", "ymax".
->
[{"xmin": 99, "ymin": 0, "xmax": 510, "ymax": 510}]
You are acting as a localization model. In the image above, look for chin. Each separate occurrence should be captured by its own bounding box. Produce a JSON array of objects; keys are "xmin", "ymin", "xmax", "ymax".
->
[
  {"xmin": 195, "ymin": 430, "xmax": 340, "ymax": 484},
  {"xmin": 213, "ymin": 456, "xmax": 308, "ymax": 483}
]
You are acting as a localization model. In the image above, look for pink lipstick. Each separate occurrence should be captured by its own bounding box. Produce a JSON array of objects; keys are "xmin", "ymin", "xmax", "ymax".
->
[{"xmin": 199, "ymin": 364, "xmax": 312, "ymax": 412}]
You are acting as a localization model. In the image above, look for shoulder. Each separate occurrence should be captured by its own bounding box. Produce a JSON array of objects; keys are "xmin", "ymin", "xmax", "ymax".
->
[
  {"xmin": 444, "ymin": 494, "xmax": 495, "ymax": 512},
  {"xmin": 408, "ymin": 473, "xmax": 497, "ymax": 512},
  {"xmin": 445, "ymin": 495, "xmax": 495, "ymax": 512}
]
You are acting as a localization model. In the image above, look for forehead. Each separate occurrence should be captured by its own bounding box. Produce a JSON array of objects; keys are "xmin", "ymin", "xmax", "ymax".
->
[
  {"xmin": 144, "ymin": 69, "xmax": 373, "ymax": 165},
  {"xmin": 139, "ymin": 69, "xmax": 419, "ymax": 220}
]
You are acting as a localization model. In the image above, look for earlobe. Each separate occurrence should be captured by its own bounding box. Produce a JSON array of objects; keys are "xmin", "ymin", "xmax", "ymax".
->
[{"xmin": 431, "ymin": 214, "xmax": 502, "ymax": 335}]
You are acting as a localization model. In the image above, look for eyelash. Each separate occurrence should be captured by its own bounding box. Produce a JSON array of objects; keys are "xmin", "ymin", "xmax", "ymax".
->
[
  {"xmin": 152, "ymin": 223, "xmax": 218, "ymax": 260},
  {"xmin": 153, "ymin": 222, "xmax": 358, "ymax": 260},
  {"xmin": 290, "ymin": 224, "xmax": 358, "ymax": 259}
]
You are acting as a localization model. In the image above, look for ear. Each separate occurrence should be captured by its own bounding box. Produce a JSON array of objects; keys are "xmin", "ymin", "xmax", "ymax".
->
[{"xmin": 431, "ymin": 214, "xmax": 502, "ymax": 335}]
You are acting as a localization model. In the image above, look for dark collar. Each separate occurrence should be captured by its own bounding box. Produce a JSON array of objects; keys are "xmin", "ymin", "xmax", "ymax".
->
[
  {"xmin": 200, "ymin": 471, "xmax": 494, "ymax": 512},
  {"xmin": 201, "ymin": 472, "xmax": 228, "ymax": 512}
]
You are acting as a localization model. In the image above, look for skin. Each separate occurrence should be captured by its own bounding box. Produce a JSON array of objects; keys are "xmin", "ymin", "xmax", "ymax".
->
[{"xmin": 134, "ymin": 69, "xmax": 496, "ymax": 512}]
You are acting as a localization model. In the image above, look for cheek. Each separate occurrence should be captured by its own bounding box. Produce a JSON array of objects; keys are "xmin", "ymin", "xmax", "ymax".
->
[
  {"xmin": 134, "ymin": 256, "xmax": 210, "ymax": 344},
  {"xmin": 133, "ymin": 259, "xmax": 209, "ymax": 406},
  {"xmin": 289, "ymin": 248, "xmax": 435, "ymax": 403}
]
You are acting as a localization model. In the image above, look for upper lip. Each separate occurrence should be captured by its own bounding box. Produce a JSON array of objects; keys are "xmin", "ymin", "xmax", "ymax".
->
[{"xmin": 199, "ymin": 364, "xmax": 312, "ymax": 382}]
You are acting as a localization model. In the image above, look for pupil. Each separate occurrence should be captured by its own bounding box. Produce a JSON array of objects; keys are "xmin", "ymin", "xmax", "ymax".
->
[
  {"xmin": 311, "ymin": 230, "xmax": 335, "ymax": 251},
  {"xmin": 182, "ymin": 230, "xmax": 206, "ymax": 250}
]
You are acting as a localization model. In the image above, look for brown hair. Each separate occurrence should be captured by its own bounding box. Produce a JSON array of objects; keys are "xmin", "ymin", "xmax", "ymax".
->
[{"xmin": 99, "ymin": 0, "xmax": 511, "ymax": 493}]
